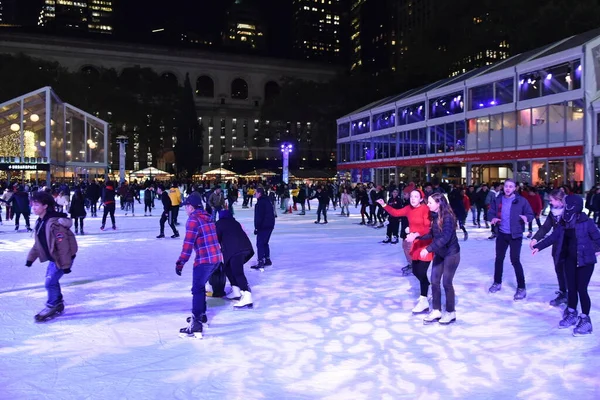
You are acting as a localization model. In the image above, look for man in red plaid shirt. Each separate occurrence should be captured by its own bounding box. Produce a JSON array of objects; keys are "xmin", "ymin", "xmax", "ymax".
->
[{"xmin": 175, "ymin": 192, "xmax": 222, "ymax": 338}]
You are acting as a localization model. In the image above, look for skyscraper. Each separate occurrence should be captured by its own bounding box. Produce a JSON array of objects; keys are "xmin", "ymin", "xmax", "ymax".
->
[
  {"xmin": 0, "ymin": 0, "xmax": 17, "ymax": 26},
  {"xmin": 38, "ymin": 0, "xmax": 113, "ymax": 35},
  {"xmin": 292, "ymin": 0, "xmax": 344, "ymax": 63},
  {"xmin": 222, "ymin": 0, "xmax": 266, "ymax": 52}
]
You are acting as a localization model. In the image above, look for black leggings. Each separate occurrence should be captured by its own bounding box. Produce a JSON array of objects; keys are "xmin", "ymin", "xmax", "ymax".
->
[
  {"xmin": 412, "ymin": 260, "xmax": 431, "ymax": 297},
  {"xmin": 224, "ymin": 253, "xmax": 250, "ymax": 292},
  {"xmin": 566, "ymin": 261, "xmax": 595, "ymax": 315},
  {"xmin": 73, "ymin": 217, "xmax": 84, "ymax": 231},
  {"xmin": 431, "ymin": 253, "xmax": 460, "ymax": 312},
  {"xmin": 102, "ymin": 203, "xmax": 116, "ymax": 227}
]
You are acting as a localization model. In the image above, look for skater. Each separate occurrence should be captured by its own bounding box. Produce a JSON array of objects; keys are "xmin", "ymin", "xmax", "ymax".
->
[
  {"xmin": 449, "ymin": 186, "xmax": 468, "ymax": 241},
  {"xmin": 530, "ymin": 189, "xmax": 568, "ymax": 306},
  {"xmin": 26, "ymin": 191, "xmax": 78, "ymax": 322},
  {"xmin": 382, "ymin": 188, "xmax": 402, "ymax": 244},
  {"xmin": 169, "ymin": 182, "xmax": 182, "ymax": 225},
  {"xmin": 310, "ymin": 186, "xmax": 330, "ymax": 224},
  {"xmin": 208, "ymin": 187, "xmax": 225, "ymax": 222},
  {"xmin": 297, "ymin": 184, "xmax": 307, "ymax": 215},
  {"xmin": 525, "ymin": 187, "xmax": 543, "ymax": 238},
  {"xmin": 100, "ymin": 181, "xmax": 117, "ymax": 230},
  {"xmin": 340, "ymin": 187, "xmax": 351, "ymax": 217},
  {"xmin": 378, "ymin": 189, "xmax": 433, "ymax": 313},
  {"xmin": 156, "ymin": 185, "xmax": 179, "ymax": 238},
  {"xmin": 175, "ymin": 193, "xmax": 222, "ymax": 338},
  {"xmin": 144, "ymin": 185, "xmax": 154, "ymax": 216},
  {"xmin": 356, "ymin": 185, "xmax": 369, "ymax": 225},
  {"xmin": 487, "ymin": 179, "xmax": 534, "ymax": 300},
  {"xmin": 9, "ymin": 185, "xmax": 32, "ymax": 232},
  {"xmin": 251, "ymin": 187, "xmax": 275, "ymax": 270},
  {"xmin": 475, "ymin": 184, "xmax": 489, "ymax": 229},
  {"xmin": 408, "ymin": 193, "xmax": 460, "ymax": 324},
  {"xmin": 533, "ymin": 195, "xmax": 600, "ymax": 336},
  {"xmin": 69, "ymin": 188, "xmax": 86, "ymax": 235},
  {"xmin": 86, "ymin": 180, "xmax": 101, "ymax": 217},
  {"xmin": 215, "ymin": 209, "xmax": 255, "ymax": 309}
]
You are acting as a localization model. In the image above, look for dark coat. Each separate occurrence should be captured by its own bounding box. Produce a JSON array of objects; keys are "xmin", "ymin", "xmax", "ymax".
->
[
  {"xmin": 534, "ymin": 214, "xmax": 600, "ymax": 267},
  {"xmin": 487, "ymin": 193, "xmax": 534, "ymax": 239},
  {"xmin": 449, "ymin": 189, "xmax": 466, "ymax": 222},
  {"xmin": 216, "ymin": 214, "xmax": 255, "ymax": 263},
  {"xmin": 310, "ymin": 190, "xmax": 330, "ymax": 206},
  {"xmin": 69, "ymin": 195, "xmax": 87, "ymax": 218},
  {"xmin": 86, "ymin": 182, "xmax": 101, "ymax": 202},
  {"xmin": 421, "ymin": 212, "xmax": 460, "ymax": 258},
  {"xmin": 9, "ymin": 191, "xmax": 30, "ymax": 214},
  {"xmin": 254, "ymin": 195, "xmax": 275, "ymax": 231},
  {"xmin": 160, "ymin": 191, "xmax": 173, "ymax": 212}
]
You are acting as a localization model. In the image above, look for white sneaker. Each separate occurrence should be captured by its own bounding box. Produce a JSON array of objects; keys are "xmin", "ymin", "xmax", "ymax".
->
[
  {"xmin": 226, "ymin": 286, "xmax": 241, "ymax": 300},
  {"xmin": 233, "ymin": 290, "xmax": 253, "ymax": 309},
  {"xmin": 412, "ymin": 296, "xmax": 430, "ymax": 314},
  {"xmin": 439, "ymin": 311, "xmax": 456, "ymax": 325},
  {"xmin": 423, "ymin": 309, "xmax": 442, "ymax": 324}
]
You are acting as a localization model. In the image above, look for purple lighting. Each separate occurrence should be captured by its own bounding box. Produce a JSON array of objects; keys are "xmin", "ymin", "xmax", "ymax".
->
[
  {"xmin": 519, "ymin": 79, "xmax": 524, "ymax": 85},
  {"xmin": 490, "ymin": 100, "xmax": 496, "ymax": 106},
  {"xmin": 577, "ymin": 65, "xmax": 582, "ymax": 72},
  {"xmin": 546, "ymin": 73, "xmax": 552, "ymax": 80},
  {"xmin": 479, "ymin": 103, "xmax": 484, "ymax": 107}
]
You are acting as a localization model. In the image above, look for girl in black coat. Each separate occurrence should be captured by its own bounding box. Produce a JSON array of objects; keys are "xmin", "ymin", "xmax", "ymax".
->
[
  {"xmin": 409, "ymin": 192, "xmax": 460, "ymax": 325},
  {"xmin": 69, "ymin": 188, "xmax": 87, "ymax": 235}
]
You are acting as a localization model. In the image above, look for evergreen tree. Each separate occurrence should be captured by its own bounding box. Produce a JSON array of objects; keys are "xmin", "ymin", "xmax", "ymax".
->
[{"xmin": 174, "ymin": 73, "xmax": 203, "ymax": 176}]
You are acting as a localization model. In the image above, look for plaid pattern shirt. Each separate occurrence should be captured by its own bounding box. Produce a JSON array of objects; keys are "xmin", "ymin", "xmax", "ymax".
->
[{"xmin": 177, "ymin": 209, "xmax": 222, "ymax": 267}]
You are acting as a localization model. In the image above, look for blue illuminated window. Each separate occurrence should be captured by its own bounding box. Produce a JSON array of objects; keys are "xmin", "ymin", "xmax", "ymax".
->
[{"xmin": 429, "ymin": 91, "xmax": 464, "ymax": 119}]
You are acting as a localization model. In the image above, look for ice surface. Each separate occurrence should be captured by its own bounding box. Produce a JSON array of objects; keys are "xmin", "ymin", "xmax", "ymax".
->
[{"xmin": 1, "ymin": 202, "xmax": 599, "ymax": 399}]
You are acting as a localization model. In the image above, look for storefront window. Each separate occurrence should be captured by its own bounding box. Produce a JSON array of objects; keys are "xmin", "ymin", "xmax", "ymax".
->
[
  {"xmin": 477, "ymin": 117, "xmax": 489, "ymax": 151},
  {"xmin": 548, "ymin": 103, "xmax": 566, "ymax": 143},
  {"xmin": 467, "ymin": 118, "xmax": 478, "ymax": 150},
  {"xmin": 549, "ymin": 159, "xmax": 565, "ymax": 186},
  {"xmin": 503, "ymin": 111, "xmax": 516, "ymax": 148},
  {"xmin": 430, "ymin": 125, "xmax": 446, "ymax": 153},
  {"xmin": 429, "ymin": 91, "xmax": 464, "ymax": 119},
  {"xmin": 389, "ymin": 133, "xmax": 398, "ymax": 158},
  {"xmin": 532, "ymin": 160, "xmax": 547, "ymax": 185},
  {"xmin": 566, "ymin": 158, "xmax": 584, "ymax": 187},
  {"xmin": 338, "ymin": 123, "xmax": 350, "ymax": 138},
  {"xmin": 456, "ymin": 121, "xmax": 466, "ymax": 151},
  {"xmin": 566, "ymin": 99, "xmax": 584, "ymax": 142},
  {"xmin": 417, "ymin": 128, "xmax": 427, "ymax": 155},
  {"xmin": 516, "ymin": 160, "xmax": 531, "ymax": 185},
  {"xmin": 517, "ymin": 108, "xmax": 531, "ymax": 146},
  {"xmin": 446, "ymin": 122, "xmax": 456, "ymax": 152},
  {"xmin": 372, "ymin": 110, "xmax": 395, "ymax": 131},
  {"xmin": 532, "ymin": 105, "xmax": 548, "ymax": 145},
  {"xmin": 490, "ymin": 114, "xmax": 502, "ymax": 149}
]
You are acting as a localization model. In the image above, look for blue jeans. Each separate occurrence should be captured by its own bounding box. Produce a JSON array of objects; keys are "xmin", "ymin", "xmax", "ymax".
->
[
  {"xmin": 45, "ymin": 262, "xmax": 64, "ymax": 307},
  {"xmin": 191, "ymin": 262, "xmax": 220, "ymax": 318}
]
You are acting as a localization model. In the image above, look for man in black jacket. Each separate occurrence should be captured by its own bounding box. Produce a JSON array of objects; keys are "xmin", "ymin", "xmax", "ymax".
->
[
  {"xmin": 311, "ymin": 186, "xmax": 330, "ymax": 224},
  {"xmin": 156, "ymin": 185, "xmax": 179, "ymax": 239},
  {"xmin": 9, "ymin": 185, "xmax": 32, "ymax": 232},
  {"xmin": 251, "ymin": 187, "xmax": 275, "ymax": 270},
  {"xmin": 216, "ymin": 210, "xmax": 255, "ymax": 308}
]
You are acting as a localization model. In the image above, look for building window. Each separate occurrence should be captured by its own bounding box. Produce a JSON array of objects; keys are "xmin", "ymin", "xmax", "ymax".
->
[
  {"xmin": 231, "ymin": 78, "xmax": 249, "ymax": 99},
  {"xmin": 196, "ymin": 76, "xmax": 214, "ymax": 97},
  {"xmin": 338, "ymin": 123, "xmax": 350, "ymax": 138},
  {"xmin": 398, "ymin": 102, "xmax": 425, "ymax": 125},
  {"xmin": 469, "ymin": 78, "xmax": 514, "ymax": 110},
  {"xmin": 372, "ymin": 110, "xmax": 395, "ymax": 131},
  {"xmin": 429, "ymin": 91, "xmax": 464, "ymax": 119},
  {"xmin": 518, "ymin": 59, "xmax": 581, "ymax": 101},
  {"xmin": 351, "ymin": 117, "xmax": 370, "ymax": 135}
]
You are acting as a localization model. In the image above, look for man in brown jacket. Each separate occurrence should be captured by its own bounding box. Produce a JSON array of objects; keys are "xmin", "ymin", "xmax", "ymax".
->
[{"xmin": 27, "ymin": 191, "xmax": 78, "ymax": 322}]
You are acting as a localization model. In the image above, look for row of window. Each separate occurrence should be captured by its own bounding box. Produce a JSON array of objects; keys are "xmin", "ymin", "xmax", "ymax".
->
[
  {"xmin": 337, "ymin": 102, "xmax": 584, "ymax": 163},
  {"xmin": 340, "ymin": 59, "xmax": 583, "ymax": 138}
]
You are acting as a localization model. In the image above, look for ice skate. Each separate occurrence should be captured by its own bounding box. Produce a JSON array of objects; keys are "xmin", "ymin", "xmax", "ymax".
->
[
  {"xmin": 35, "ymin": 302, "xmax": 65, "ymax": 322},
  {"xmin": 179, "ymin": 315, "xmax": 203, "ymax": 338},
  {"xmin": 526, "ymin": 231, "xmax": 533, "ymax": 239},
  {"xmin": 549, "ymin": 291, "xmax": 567, "ymax": 307},
  {"xmin": 226, "ymin": 286, "xmax": 242, "ymax": 300},
  {"xmin": 439, "ymin": 311, "xmax": 456, "ymax": 325},
  {"xmin": 112, "ymin": 225, "xmax": 117, "ymax": 230},
  {"xmin": 381, "ymin": 236, "xmax": 391, "ymax": 244},
  {"xmin": 423, "ymin": 309, "xmax": 442, "ymax": 324},
  {"xmin": 171, "ymin": 232, "xmax": 180, "ymax": 238},
  {"xmin": 186, "ymin": 314, "xmax": 208, "ymax": 325},
  {"xmin": 401, "ymin": 264, "xmax": 412, "ymax": 276},
  {"xmin": 514, "ymin": 288, "xmax": 527, "ymax": 301},
  {"xmin": 26, "ymin": 227, "xmax": 32, "ymax": 233},
  {"xmin": 251, "ymin": 259, "xmax": 265, "ymax": 271},
  {"xmin": 264, "ymin": 258, "xmax": 272, "ymax": 266},
  {"xmin": 559, "ymin": 308, "xmax": 578, "ymax": 329},
  {"xmin": 463, "ymin": 230, "xmax": 468, "ymax": 241},
  {"xmin": 573, "ymin": 315, "xmax": 593, "ymax": 336},
  {"xmin": 412, "ymin": 296, "xmax": 429, "ymax": 314},
  {"xmin": 100, "ymin": 225, "xmax": 105, "ymax": 230},
  {"xmin": 488, "ymin": 282, "xmax": 502, "ymax": 293},
  {"xmin": 75, "ymin": 228, "xmax": 79, "ymax": 235},
  {"xmin": 390, "ymin": 236, "xmax": 399, "ymax": 244},
  {"xmin": 233, "ymin": 291, "xmax": 253, "ymax": 310},
  {"xmin": 156, "ymin": 233, "xmax": 165, "ymax": 238}
]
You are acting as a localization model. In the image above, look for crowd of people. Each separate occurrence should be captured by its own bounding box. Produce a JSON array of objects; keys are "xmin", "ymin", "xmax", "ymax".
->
[{"xmin": 1, "ymin": 175, "xmax": 596, "ymax": 337}]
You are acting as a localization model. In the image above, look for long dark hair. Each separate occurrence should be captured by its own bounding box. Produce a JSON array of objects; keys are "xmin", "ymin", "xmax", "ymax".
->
[{"xmin": 429, "ymin": 192, "xmax": 456, "ymax": 230}]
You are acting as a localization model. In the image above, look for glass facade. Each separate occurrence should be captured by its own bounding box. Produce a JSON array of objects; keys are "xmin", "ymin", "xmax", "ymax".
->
[
  {"xmin": 398, "ymin": 102, "xmax": 425, "ymax": 125},
  {"xmin": 372, "ymin": 110, "xmax": 395, "ymax": 131},
  {"xmin": 351, "ymin": 116, "xmax": 370, "ymax": 135},
  {"xmin": 469, "ymin": 78, "xmax": 514, "ymax": 110},
  {"xmin": 338, "ymin": 122, "xmax": 350, "ymax": 138},
  {"xmin": 518, "ymin": 59, "xmax": 582, "ymax": 101},
  {"xmin": 429, "ymin": 91, "xmax": 464, "ymax": 119}
]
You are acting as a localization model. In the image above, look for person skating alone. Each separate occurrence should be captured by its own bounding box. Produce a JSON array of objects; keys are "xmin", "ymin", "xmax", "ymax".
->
[
  {"xmin": 156, "ymin": 185, "xmax": 179, "ymax": 239},
  {"xmin": 69, "ymin": 188, "xmax": 87, "ymax": 235},
  {"xmin": 26, "ymin": 191, "xmax": 78, "ymax": 322},
  {"xmin": 175, "ymin": 193, "xmax": 223, "ymax": 338},
  {"xmin": 408, "ymin": 193, "xmax": 461, "ymax": 324},
  {"xmin": 533, "ymin": 195, "xmax": 600, "ymax": 336},
  {"xmin": 100, "ymin": 181, "xmax": 117, "ymax": 230},
  {"xmin": 215, "ymin": 209, "xmax": 255, "ymax": 309},
  {"xmin": 487, "ymin": 179, "xmax": 534, "ymax": 300},
  {"xmin": 251, "ymin": 188, "xmax": 275, "ymax": 270},
  {"xmin": 144, "ymin": 185, "xmax": 154, "ymax": 216},
  {"xmin": 310, "ymin": 186, "xmax": 330, "ymax": 224},
  {"xmin": 9, "ymin": 185, "xmax": 32, "ymax": 232}
]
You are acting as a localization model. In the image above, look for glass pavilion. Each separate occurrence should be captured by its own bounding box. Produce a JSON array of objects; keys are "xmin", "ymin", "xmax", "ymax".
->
[{"xmin": 0, "ymin": 87, "xmax": 109, "ymax": 182}]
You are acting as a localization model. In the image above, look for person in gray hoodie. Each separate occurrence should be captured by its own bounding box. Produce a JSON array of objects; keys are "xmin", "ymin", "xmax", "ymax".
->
[{"xmin": 487, "ymin": 179, "xmax": 534, "ymax": 300}]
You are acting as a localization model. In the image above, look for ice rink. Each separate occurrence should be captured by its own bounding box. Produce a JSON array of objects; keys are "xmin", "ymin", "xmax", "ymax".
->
[{"xmin": 1, "ymin": 200, "xmax": 599, "ymax": 399}]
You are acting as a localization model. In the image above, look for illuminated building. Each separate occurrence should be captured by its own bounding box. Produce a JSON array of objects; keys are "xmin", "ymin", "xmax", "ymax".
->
[
  {"xmin": 222, "ymin": 0, "xmax": 265, "ymax": 51},
  {"xmin": 292, "ymin": 0, "xmax": 343, "ymax": 63},
  {"xmin": 38, "ymin": 0, "xmax": 113, "ymax": 34}
]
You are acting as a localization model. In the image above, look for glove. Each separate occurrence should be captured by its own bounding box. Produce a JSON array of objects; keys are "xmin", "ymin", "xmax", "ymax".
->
[
  {"xmin": 254, "ymin": 229, "xmax": 258, "ymax": 235},
  {"xmin": 64, "ymin": 268, "xmax": 72, "ymax": 274},
  {"xmin": 25, "ymin": 260, "xmax": 33, "ymax": 267},
  {"xmin": 175, "ymin": 263, "xmax": 183, "ymax": 276}
]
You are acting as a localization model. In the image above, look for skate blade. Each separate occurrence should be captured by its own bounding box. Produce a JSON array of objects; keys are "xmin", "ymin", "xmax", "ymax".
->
[
  {"xmin": 423, "ymin": 318, "xmax": 440, "ymax": 325},
  {"xmin": 233, "ymin": 304, "xmax": 254, "ymax": 310},
  {"xmin": 35, "ymin": 311, "xmax": 63, "ymax": 323},
  {"xmin": 225, "ymin": 296, "xmax": 241, "ymax": 301},
  {"xmin": 412, "ymin": 308, "xmax": 430, "ymax": 315},
  {"xmin": 179, "ymin": 332, "xmax": 203, "ymax": 339},
  {"xmin": 572, "ymin": 331, "xmax": 593, "ymax": 337},
  {"xmin": 439, "ymin": 319, "xmax": 456, "ymax": 325}
]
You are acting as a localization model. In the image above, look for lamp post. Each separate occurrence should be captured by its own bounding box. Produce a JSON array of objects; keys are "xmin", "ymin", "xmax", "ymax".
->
[
  {"xmin": 280, "ymin": 143, "xmax": 292, "ymax": 184},
  {"xmin": 116, "ymin": 135, "xmax": 128, "ymax": 184}
]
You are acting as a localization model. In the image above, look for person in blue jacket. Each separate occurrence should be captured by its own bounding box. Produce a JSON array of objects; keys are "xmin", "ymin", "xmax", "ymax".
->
[{"xmin": 533, "ymin": 195, "xmax": 600, "ymax": 336}]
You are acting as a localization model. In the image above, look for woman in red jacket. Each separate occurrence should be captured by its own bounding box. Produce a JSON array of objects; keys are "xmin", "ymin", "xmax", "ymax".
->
[
  {"xmin": 525, "ymin": 187, "xmax": 543, "ymax": 239},
  {"xmin": 378, "ymin": 189, "xmax": 433, "ymax": 314}
]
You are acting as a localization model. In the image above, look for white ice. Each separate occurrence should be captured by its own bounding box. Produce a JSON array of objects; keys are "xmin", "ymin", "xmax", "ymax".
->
[{"xmin": 1, "ymin": 201, "xmax": 599, "ymax": 399}]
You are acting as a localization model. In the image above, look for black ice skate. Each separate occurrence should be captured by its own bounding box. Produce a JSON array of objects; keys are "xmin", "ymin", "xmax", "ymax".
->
[
  {"xmin": 251, "ymin": 259, "xmax": 265, "ymax": 271},
  {"xmin": 381, "ymin": 236, "xmax": 391, "ymax": 244},
  {"xmin": 401, "ymin": 264, "xmax": 412, "ymax": 276},
  {"xmin": 179, "ymin": 315, "xmax": 203, "ymax": 338},
  {"xmin": 549, "ymin": 291, "xmax": 567, "ymax": 307},
  {"xmin": 264, "ymin": 258, "xmax": 272, "ymax": 266},
  {"xmin": 35, "ymin": 303, "xmax": 65, "ymax": 322}
]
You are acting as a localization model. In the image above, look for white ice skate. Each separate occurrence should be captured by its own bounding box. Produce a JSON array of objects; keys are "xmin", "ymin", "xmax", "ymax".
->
[
  {"xmin": 233, "ymin": 291, "xmax": 253, "ymax": 310},
  {"xmin": 412, "ymin": 296, "xmax": 429, "ymax": 314},
  {"xmin": 226, "ymin": 286, "xmax": 242, "ymax": 301}
]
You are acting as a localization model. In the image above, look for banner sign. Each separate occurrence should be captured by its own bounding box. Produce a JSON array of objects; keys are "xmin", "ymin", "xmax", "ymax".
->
[{"xmin": 0, "ymin": 163, "xmax": 50, "ymax": 171}]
